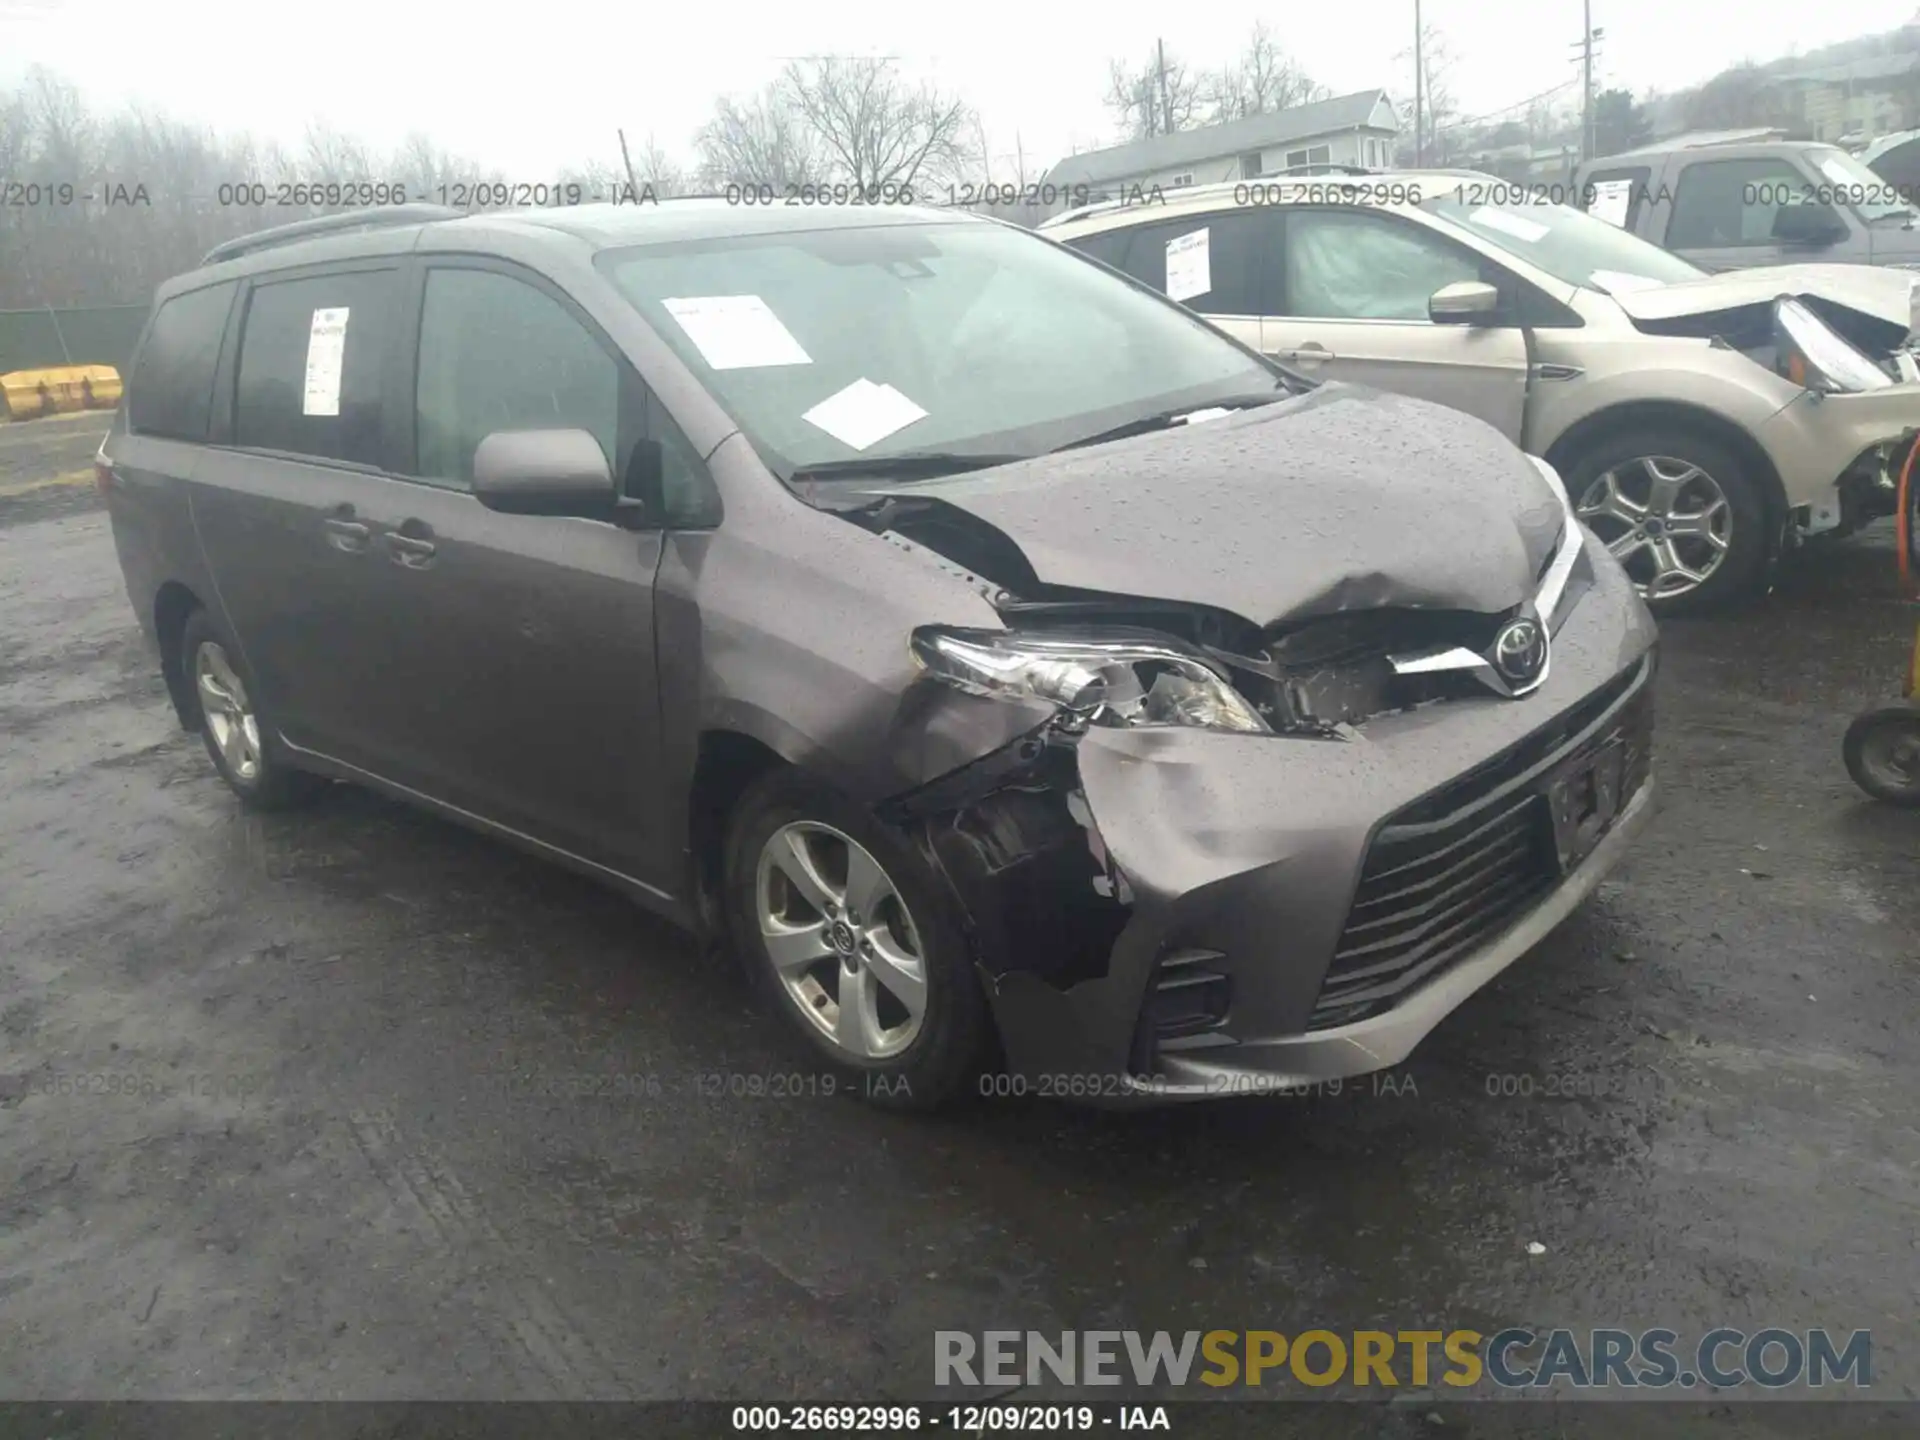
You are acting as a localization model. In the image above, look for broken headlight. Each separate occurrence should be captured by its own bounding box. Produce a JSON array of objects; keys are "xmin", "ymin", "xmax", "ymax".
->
[
  {"xmin": 911, "ymin": 628, "xmax": 1270, "ymax": 734},
  {"xmin": 1774, "ymin": 297, "xmax": 1892, "ymax": 394}
]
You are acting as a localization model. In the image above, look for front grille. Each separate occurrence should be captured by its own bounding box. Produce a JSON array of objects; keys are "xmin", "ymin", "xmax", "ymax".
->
[{"xmin": 1307, "ymin": 657, "xmax": 1654, "ymax": 1031}]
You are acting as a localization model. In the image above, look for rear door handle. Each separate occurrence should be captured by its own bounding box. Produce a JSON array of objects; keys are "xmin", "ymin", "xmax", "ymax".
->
[
  {"xmin": 322, "ymin": 512, "xmax": 371, "ymax": 553},
  {"xmin": 384, "ymin": 527, "xmax": 437, "ymax": 568}
]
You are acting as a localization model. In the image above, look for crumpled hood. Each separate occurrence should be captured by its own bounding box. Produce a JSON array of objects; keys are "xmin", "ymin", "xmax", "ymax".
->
[
  {"xmin": 864, "ymin": 385, "xmax": 1565, "ymax": 628},
  {"xmin": 1611, "ymin": 263, "xmax": 1918, "ymax": 333}
]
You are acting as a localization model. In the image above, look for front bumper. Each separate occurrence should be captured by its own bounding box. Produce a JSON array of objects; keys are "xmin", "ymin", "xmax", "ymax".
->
[
  {"xmin": 908, "ymin": 530, "xmax": 1659, "ymax": 1107},
  {"xmin": 1756, "ymin": 386, "xmax": 1920, "ymax": 523}
]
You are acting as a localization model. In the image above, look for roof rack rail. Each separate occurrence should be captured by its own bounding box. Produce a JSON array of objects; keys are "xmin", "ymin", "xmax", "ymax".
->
[{"xmin": 200, "ymin": 203, "xmax": 465, "ymax": 267}]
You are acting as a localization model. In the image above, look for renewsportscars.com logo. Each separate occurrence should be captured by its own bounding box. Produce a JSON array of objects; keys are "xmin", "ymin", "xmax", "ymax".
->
[{"xmin": 934, "ymin": 1328, "xmax": 1872, "ymax": 1391}]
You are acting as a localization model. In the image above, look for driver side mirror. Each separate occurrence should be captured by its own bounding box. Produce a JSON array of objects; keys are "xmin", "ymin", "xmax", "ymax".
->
[
  {"xmin": 1429, "ymin": 280, "xmax": 1503, "ymax": 325},
  {"xmin": 1771, "ymin": 202, "xmax": 1849, "ymax": 248},
  {"xmin": 472, "ymin": 428, "xmax": 635, "ymax": 521}
]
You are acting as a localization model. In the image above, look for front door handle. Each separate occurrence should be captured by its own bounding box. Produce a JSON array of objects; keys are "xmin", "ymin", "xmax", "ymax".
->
[
  {"xmin": 322, "ymin": 510, "xmax": 371, "ymax": 553},
  {"xmin": 384, "ymin": 525, "xmax": 437, "ymax": 569},
  {"xmin": 1272, "ymin": 342, "xmax": 1336, "ymax": 363}
]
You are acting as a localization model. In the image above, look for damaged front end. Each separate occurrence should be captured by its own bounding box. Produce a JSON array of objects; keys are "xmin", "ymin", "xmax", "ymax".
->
[{"xmin": 851, "ymin": 462, "xmax": 1648, "ymax": 1103}]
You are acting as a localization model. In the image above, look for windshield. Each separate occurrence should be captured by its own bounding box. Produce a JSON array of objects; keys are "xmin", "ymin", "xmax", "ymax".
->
[
  {"xmin": 1805, "ymin": 147, "xmax": 1918, "ymax": 224},
  {"xmin": 599, "ymin": 219, "xmax": 1282, "ymax": 475},
  {"xmin": 1425, "ymin": 192, "xmax": 1706, "ymax": 294}
]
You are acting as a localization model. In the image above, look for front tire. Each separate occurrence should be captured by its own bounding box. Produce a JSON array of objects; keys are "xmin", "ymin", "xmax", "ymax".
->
[
  {"xmin": 1843, "ymin": 705, "xmax": 1920, "ymax": 806},
  {"xmin": 1563, "ymin": 427, "xmax": 1769, "ymax": 614},
  {"xmin": 722, "ymin": 768, "xmax": 989, "ymax": 1110},
  {"xmin": 180, "ymin": 609, "xmax": 324, "ymax": 811}
]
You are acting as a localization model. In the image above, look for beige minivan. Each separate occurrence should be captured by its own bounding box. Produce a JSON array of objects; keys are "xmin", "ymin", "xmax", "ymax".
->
[{"xmin": 1046, "ymin": 172, "xmax": 1920, "ymax": 612}]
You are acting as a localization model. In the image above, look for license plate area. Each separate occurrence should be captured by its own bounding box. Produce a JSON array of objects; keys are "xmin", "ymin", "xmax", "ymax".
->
[{"xmin": 1544, "ymin": 739, "xmax": 1625, "ymax": 874}]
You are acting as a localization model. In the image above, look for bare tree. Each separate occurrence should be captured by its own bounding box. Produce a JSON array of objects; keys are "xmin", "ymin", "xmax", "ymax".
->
[
  {"xmin": 1203, "ymin": 23, "xmax": 1329, "ymax": 124},
  {"xmin": 1105, "ymin": 45, "xmax": 1202, "ymax": 141},
  {"xmin": 781, "ymin": 57, "xmax": 976, "ymax": 192},
  {"xmin": 695, "ymin": 88, "xmax": 825, "ymax": 189},
  {"xmin": 629, "ymin": 132, "xmax": 688, "ymax": 196}
]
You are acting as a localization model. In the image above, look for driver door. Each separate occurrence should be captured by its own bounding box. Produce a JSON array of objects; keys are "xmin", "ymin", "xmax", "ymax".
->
[{"xmin": 1258, "ymin": 207, "xmax": 1529, "ymax": 443}]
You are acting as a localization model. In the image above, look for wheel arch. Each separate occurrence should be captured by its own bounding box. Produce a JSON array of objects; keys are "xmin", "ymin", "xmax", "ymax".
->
[
  {"xmin": 153, "ymin": 581, "xmax": 204, "ymax": 731},
  {"xmin": 1543, "ymin": 400, "xmax": 1790, "ymax": 534},
  {"xmin": 685, "ymin": 727, "xmax": 792, "ymax": 937}
]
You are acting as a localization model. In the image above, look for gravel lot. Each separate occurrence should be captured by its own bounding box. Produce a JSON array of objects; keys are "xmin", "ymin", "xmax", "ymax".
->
[{"xmin": 1, "ymin": 416, "xmax": 1916, "ymax": 1435}]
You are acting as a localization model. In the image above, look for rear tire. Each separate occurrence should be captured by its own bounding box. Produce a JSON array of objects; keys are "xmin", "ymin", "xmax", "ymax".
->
[
  {"xmin": 722, "ymin": 767, "xmax": 989, "ymax": 1111},
  {"xmin": 179, "ymin": 609, "xmax": 324, "ymax": 811},
  {"xmin": 1562, "ymin": 427, "xmax": 1770, "ymax": 615}
]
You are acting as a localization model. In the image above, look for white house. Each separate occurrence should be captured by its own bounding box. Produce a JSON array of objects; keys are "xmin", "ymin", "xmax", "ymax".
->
[{"xmin": 1041, "ymin": 90, "xmax": 1401, "ymax": 211}]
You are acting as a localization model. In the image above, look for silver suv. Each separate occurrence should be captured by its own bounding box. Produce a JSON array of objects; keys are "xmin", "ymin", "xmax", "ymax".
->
[{"xmin": 1046, "ymin": 172, "xmax": 1920, "ymax": 611}]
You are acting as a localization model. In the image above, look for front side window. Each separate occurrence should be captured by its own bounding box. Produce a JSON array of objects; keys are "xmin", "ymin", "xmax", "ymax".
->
[
  {"xmin": 127, "ymin": 281, "xmax": 236, "ymax": 441},
  {"xmin": 234, "ymin": 270, "xmax": 398, "ymax": 465},
  {"xmin": 599, "ymin": 220, "xmax": 1279, "ymax": 475},
  {"xmin": 1665, "ymin": 158, "xmax": 1823, "ymax": 248},
  {"xmin": 1280, "ymin": 210, "xmax": 1480, "ymax": 321},
  {"xmin": 413, "ymin": 266, "xmax": 713, "ymax": 519}
]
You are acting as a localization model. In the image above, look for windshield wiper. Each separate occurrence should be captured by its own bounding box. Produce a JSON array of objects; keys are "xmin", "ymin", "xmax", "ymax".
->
[
  {"xmin": 787, "ymin": 451, "xmax": 1027, "ymax": 484},
  {"xmin": 1049, "ymin": 391, "xmax": 1287, "ymax": 453}
]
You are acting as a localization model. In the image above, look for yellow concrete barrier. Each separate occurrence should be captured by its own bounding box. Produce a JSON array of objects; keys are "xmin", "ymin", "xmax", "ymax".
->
[{"xmin": 0, "ymin": 365, "xmax": 123, "ymax": 420}]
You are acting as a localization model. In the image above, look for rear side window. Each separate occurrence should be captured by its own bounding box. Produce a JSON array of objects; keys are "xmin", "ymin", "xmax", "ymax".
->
[
  {"xmin": 1062, "ymin": 228, "xmax": 1134, "ymax": 271},
  {"xmin": 126, "ymin": 282, "xmax": 236, "ymax": 441},
  {"xmin": 1581, "ymin": 165, "xmax": 1652, "ymax": 231},
  {"xmin": 234, "ymin": 270, "xmax": 399, "ymax": 465},
  {"xmin": 1088, "ymin": 212, "xmax": 1265, "ymax": 314}
]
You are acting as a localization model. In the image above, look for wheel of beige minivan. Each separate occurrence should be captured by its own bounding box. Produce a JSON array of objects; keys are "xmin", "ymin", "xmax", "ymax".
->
[
  {"xmin": 722, "ymin": 768, "xmax": 989, "ymax": 1111},
  {"xmin": 1562, "ymin": 426, "xmax": 1769, "ymax": 615},
  {"xmin": 179, "ymin": 609, "xmax": 324, "ymax": 811}
]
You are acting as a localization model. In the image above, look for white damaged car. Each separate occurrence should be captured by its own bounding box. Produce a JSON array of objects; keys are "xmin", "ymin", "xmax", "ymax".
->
[{"xmin": 1047, "ymin": 173, "xmax": 1920, "ymax": 611}]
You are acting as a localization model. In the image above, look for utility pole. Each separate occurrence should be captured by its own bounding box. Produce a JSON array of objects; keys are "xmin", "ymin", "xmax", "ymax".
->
[
  {"xmin": 1414, "ymin": 0, "xmax": 1424, "ymax": 165},
  {"xmin": 1571, "ymin": 3, "xmax": 1605, "ymax": 161},
  {"xmin": 1156, "ymin": 38, "xmax": 1173, "ymax": 136}
]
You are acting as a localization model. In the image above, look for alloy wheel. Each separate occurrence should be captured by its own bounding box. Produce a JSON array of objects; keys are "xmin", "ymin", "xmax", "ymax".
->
[
  {"xmin": 754, "ymin": 821, "xmax": 928, "ymax": 1061},
  {"xmin": 194, "ymin": 640, "xmax": 262, "ymax": 784},
  {"xmin": 1577, "ymin": 456, "xmax": 1733, "ymax": 602}
]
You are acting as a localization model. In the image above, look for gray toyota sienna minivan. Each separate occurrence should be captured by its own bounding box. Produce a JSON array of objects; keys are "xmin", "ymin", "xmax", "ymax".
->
[{"xmin": 100, "ymin": 199, "xmax": 1658, "ymax": 1108}]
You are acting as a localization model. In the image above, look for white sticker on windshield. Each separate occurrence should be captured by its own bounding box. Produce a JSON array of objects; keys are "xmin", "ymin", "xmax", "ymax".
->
[
  {"xmin": 302, "ymin": 307, "xmax": 349, "ymax": 417},
  {"xmin": 1164, "ymin": 228, "xmax": 1212, "ymax": 302},
  {"xmin": 802, "ymin": 378, "xmax": 928, "ymax": 452},
  {"xmin": 1588, "ymin": 269, "xmax": 1665, "ymax": 295},
  {"xmin": 1588, "ymin": 178, "xmax": 1634, "ymax": 228},
  {"xmin": 662, "ymin": 295, "xmax": 812, "ymax": 370},
  {"xmin": 1470, "ymin": 207, "xmax": 1550, "ymax": 244}
]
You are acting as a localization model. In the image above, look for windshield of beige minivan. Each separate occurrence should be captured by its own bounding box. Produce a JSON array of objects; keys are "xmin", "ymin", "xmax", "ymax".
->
[
  {"xmin": 599, "ymin": 221, "xmax": 1283, "ymax": 475},
  {"xmin": 1426, "ymin": 194, "xmax": 1706, "ymax": 295}
]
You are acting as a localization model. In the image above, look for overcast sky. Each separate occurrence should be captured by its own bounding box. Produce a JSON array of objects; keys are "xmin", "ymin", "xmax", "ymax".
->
[{"xmin": 4, "ymin": 0, "xmax": 1919, "ymax": 179}]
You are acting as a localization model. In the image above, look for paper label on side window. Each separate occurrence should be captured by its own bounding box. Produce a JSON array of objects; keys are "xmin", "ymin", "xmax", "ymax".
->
[
  {"xmin": 662, "ymin": 295, "xmax": 812, "ymax": 370},
  {"xmin": 801, "ymin": 378, "xmax": 928, "ymax": 452},
  {"xmin": 1164, "ymin": 228, "xmax": 1211, "ymax": 302},
  {"xmin": 1470, "ymin": 207, "xmax": 1550, "ymax": 244},
  {"xmin": 302, "ymin": 307, "xmax": 349, "ymax": 417},
  {"xmin": 1588, "ymin": 179, "xmax": 1634, "ymax": 228}
]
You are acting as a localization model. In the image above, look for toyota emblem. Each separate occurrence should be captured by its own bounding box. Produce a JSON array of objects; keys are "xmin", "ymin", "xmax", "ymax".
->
[{"xmin": 1492, "ymin": 617, "xmax": 1547, "ymax": 686}]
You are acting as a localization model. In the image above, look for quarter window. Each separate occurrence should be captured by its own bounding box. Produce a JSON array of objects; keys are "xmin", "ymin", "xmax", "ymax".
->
[
  {"xmin": 1278, "ymin": 211, "xmax": 1481, "ymax": 321},
  {"xmin": 234, "ymin": 270, "xmax": 399, "ymax": 465},
  {"xmin": 127, "ymin": 281, "xmax": 236, "ymax": 442},
  {"xmin": 1665, "ymin": 158, "xmax": 1820, "ymax": 248}
]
